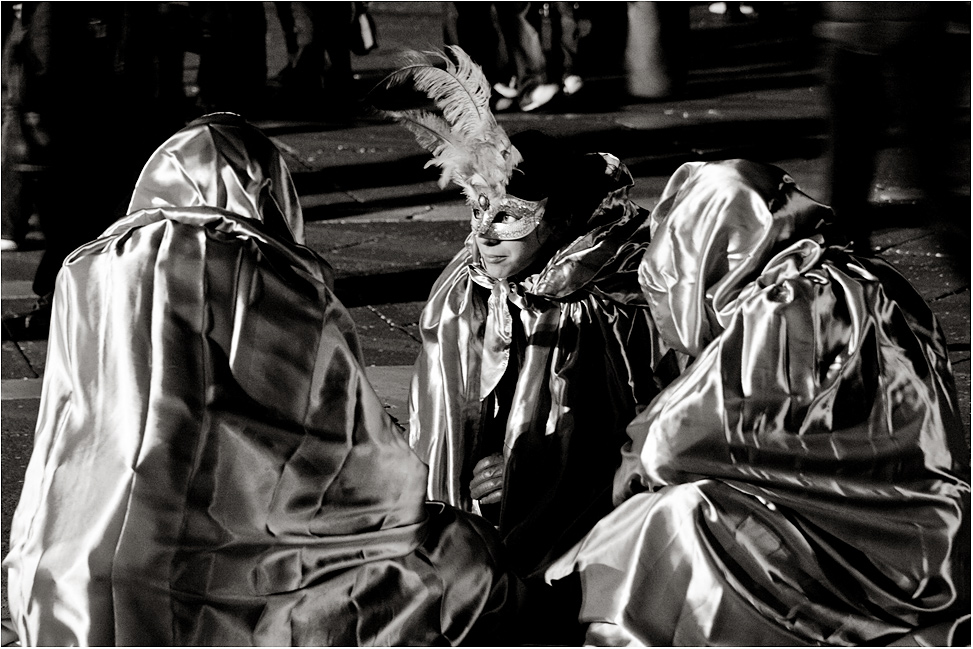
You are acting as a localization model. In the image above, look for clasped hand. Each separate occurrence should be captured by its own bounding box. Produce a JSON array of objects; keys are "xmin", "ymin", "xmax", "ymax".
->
[{"xmin": 470, "ymin": 453, "xmax": 504, "ymax": 504}]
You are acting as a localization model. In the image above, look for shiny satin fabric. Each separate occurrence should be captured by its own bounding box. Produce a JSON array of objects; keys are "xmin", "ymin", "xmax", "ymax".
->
[
  {"xmin": 409, "ymin": 158, "xmax": 671, "ymax": 579},
  {"xmin": 4, "ymin": 116, "xmax": 520, "ymax": 646},
  {"xmin": 547, "ymin": 160, "xmax": 971, "ymax": 646},
  {"xmin": 127, "ymin": 112, "xmax": 306, "ymax": 246}
]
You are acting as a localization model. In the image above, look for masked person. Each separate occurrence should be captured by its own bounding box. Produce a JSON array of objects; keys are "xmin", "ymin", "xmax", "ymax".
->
[
  {"xmin": 546, "ymin": 160, "xmax": 971, "ymax": 646},
  {"xmin": 4, "ymin": 114, "xmax": 522, "ymax": 647},
  {"xmin": 384, "ymin": 48, "xmax": 670, "ymax": 598}
]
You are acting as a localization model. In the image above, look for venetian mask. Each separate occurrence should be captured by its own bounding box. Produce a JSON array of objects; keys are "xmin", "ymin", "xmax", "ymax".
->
[{"xmin": 470, "ymin": 193, "xmax": 548, "ymax": 240}]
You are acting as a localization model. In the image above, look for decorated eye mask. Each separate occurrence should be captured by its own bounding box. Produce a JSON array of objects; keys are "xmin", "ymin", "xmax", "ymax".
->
[{"xmin": 471, "ymin": 194, "xmax": 548, "ymax": 240}]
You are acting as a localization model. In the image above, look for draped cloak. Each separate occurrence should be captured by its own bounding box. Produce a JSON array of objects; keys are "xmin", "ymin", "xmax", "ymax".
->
[
  {"xmin": 547, "ymin": 160, "xmax": 971, "ymax": 646},
  {"xmin": 4, "ymin": 117, "xmax": 520, "ymax": 646},
  {"xmin": 408, "ymin": 157, "xmax": 671, "ymax": 579}
]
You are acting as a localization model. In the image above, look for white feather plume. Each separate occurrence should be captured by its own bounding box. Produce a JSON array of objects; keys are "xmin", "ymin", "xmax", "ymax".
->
[{"xmin": 382, "ymin": 46, "xmax": 521, "ymax": 207}]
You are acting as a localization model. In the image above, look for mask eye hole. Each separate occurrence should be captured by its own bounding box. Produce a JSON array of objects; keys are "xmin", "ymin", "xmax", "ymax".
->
[
  {"xmin": 494, "ymin": 211, "xmax": 518, "ymax": 224},
  {"xmin": 472, "ymin": 208, "xmax": 482, "ymax": 218}
]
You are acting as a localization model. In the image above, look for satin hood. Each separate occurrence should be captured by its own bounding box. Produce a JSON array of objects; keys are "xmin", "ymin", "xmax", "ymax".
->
[
  {"xmin": 125, "ymin": 113, "xmax": 305, "ymax": 245},
  {"xmin": 640, "ymin": 159, "xmax": 833, "ymax": 356}
]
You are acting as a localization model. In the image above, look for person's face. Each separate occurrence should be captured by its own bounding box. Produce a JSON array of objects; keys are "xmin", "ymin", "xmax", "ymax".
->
[{"xmin": 475, "ymin": 222, "xmax": 552, "ymax": 279}]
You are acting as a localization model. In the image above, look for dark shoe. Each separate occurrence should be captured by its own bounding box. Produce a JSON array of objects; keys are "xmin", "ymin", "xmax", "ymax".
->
[{"xmin": 2, "ymin": 300, "xmax": 51, "ymax": 341}]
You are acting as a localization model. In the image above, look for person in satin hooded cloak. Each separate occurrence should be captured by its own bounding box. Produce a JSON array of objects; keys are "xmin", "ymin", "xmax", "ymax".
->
[
  {"xmin": 546, "ymin": 159, "xmax": 971, "ymax": 646},
  {"xmin": 3, "ymin": 114, "xmax": 522, "ymax": 647},
  {"xmin": 407, "ymin": 128, "xmax": 671, "ymax": 587}
]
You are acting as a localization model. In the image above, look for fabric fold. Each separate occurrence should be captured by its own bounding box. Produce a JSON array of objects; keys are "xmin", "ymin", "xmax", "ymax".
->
[
  {"xmin": 409, "ymin": 157, "xmax": 671, "ymax": 578},
  {"xmin": 547, "ymin": 160, "xmax": 970, "ymax": 646},
  {"xmin": 5, "ymin": 115, "xmax": 521, "ymax": 646}
]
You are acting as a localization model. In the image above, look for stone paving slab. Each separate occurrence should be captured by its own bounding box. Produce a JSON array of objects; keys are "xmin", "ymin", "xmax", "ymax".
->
[
  {"xmin": 366, "ymin": 365, "xmax": 414, "ymax": 427},
  {"xmin": 877, "ymin": 234, "xmax": 969, "ymax": 302},
  {"xmin": 326, "ymin": 201, "xmax": 465, "ymax": 223},
  {"xmin": 935, "ymin": 292, "xmax": 973, "ymax": 351},
  {"xmin": 1, "ymin": 340, "xmax": 46, "ymax": 382},
  {"xmin": 306, "ymin": 220, "xmax": 469, "ymax": 278},
  {"xmin": 613, "ymin": 86, "xmax": 826, "ymax": 130},
  {"xmin": 349, "ymin": 303, "xmax": 423, "ymax": 367},
  {"xmin": 1, "ymin": 345, "xmax": 39, "ymax": 382},
  {"xmin": 267, "ymin": 107, "xmax": 828, "ymax": 208},
  {"xmin": 1, "ymin": 398, "xmax": 36, "ymax": 561},
  {"xmin": 951, "ymin": 360, "xmax": 972, "ymax": 434},
  {"xmin": 0, "ymin": 281, "xmax": 32, "ymax": 300},
  {"xmin": 0, "ymin": 249, "xmax": 41, "ymax": 283},
  {"xmin": 271, "ymin": 121, "xmax": 423, "ymax": 173}
]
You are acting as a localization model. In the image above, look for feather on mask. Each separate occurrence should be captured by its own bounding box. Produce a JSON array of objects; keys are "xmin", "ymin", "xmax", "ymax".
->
[{"xmin": 381, "ymin": 46, "xmax": 522, "ymax": 215}]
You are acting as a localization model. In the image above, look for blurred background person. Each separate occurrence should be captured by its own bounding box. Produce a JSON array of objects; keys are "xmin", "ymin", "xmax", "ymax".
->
[
  {"xmin": 1, "ymin": 2, "xmax": 174, "ymax": 341},
  {"xmin": 192, "ymin": 2, "xmax": 268, "ymax": 116},
  {"xmin": 446, "ymin": 2, "xmax": 561, "ymax": 112},
  {"xmin": 493, "ymin": 3, "xmax": 559, "ymax": 111},
  {"xmin": 625, "ymin": 1, "xmax": 689, "ymax": 100},
  {"xmin": 527, "ymin": 2, "xmax": 587, "ymax": 100},
  {"xmin": 272, "ymin": 2, "xmax": 356, "ymax": 121},
  {"xmin": 446, "ymin": 1, "xmax": 597, "ymax": 112},
  {"xmin": 2, "ymin": 1, "xmax": 34, "ymax": 252},
  {"xmin": 445, "ymin": 2, "xmax": 508, "ymax": 104},
  {"xmin": 816, "ymin": 2, "xmax": 970, "ymax": 262},
  {"xmin": 445, "ymin": 1, "xmax": 688, "ymax": 111},
  {"xmin": 568, "ymin": 2, "xmax": 629, "ymax": 108}
]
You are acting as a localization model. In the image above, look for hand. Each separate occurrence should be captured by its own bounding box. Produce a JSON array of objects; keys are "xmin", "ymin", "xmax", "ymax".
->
[{"xmin": 470, "ymin": 453, "xmax": 504, "ymax": 505}]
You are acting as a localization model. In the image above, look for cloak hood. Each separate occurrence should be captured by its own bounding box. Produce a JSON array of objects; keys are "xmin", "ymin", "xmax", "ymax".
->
[
  {"xmin": 124, "ymin": 113, "xmax": 306, "ymax": 245},
  {"xmin": 639, "ymin": 159, "xmax": 833, "ymax": 357}
]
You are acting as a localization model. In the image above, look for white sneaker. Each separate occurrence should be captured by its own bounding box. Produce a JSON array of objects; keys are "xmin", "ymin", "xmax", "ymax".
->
[
  {"xmin": 562, "ymin": 75, "xmax": 584, "ymax": 96},
  {"xmin": 493, "ymin": 77, "xmax": 519, "ymax": 99},
  {"xmin": 494, "ymin": 96, "xmax": 515, "ymax": 112},
  {"xmin": 520, "ymin": 83, "xmax": 559, "ymax": 112}
]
